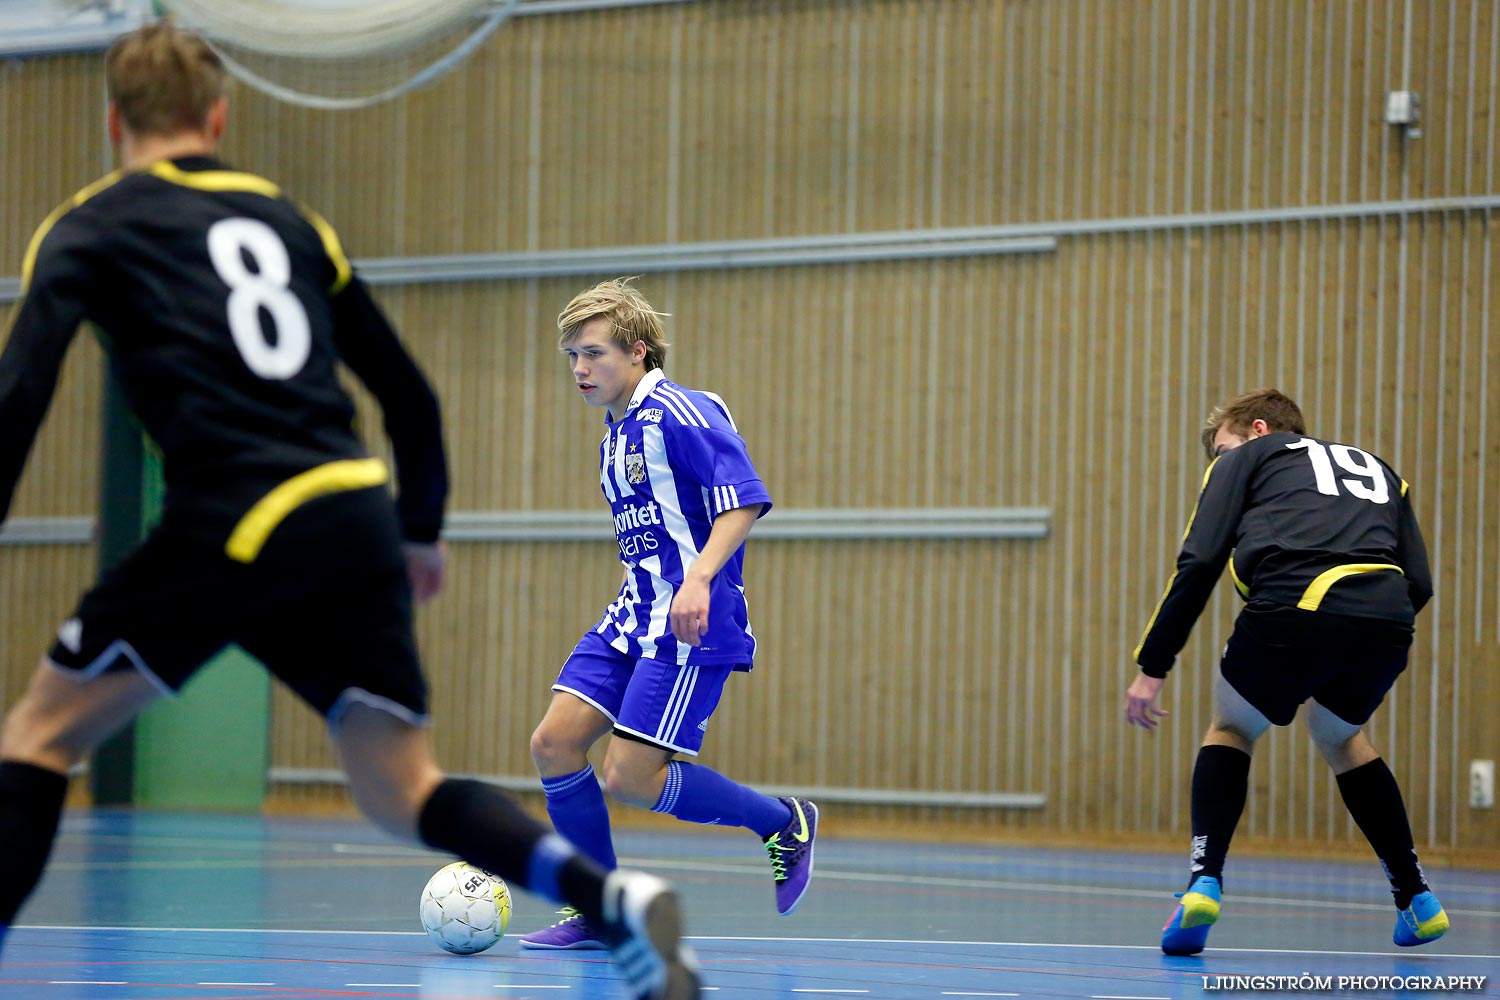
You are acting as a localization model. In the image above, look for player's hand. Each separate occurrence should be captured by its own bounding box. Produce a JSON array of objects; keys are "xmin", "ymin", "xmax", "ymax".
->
[
  {"xmin": 1125, "ymin": 671, "xmax": 1169, "ymax": 730},
  {"xmin": 404, "ymin": 540, "xmax": 447, "ymax": 604},
  {"xmin": 669, "ymin": 576, "xmax": 710, "ymax": 645}
]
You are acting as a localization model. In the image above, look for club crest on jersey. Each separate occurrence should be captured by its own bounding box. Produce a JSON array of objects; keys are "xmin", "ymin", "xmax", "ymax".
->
[
  {"xmin": 636, "ymin": 408, "xmax": 664, "ymax": 423},
  {"xmin": 625, "ymin": 444, "xmax": 646, "ymax": 484}
]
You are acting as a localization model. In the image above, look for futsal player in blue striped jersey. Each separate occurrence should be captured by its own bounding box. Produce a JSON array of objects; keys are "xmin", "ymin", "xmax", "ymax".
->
[{"xmin": 521, "ymin": 279, "xmax": 818, "ymax": 949}]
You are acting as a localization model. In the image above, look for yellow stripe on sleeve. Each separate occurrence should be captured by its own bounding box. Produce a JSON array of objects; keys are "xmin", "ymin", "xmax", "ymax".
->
[
  {"xmin": 1133, "ymin": 458, "xmax": 1222, "ymax": 660},
  {"xmin": 1228, "ymin": 552, "xmax": 1249, "ymax": 598},
  {"xmin": 20, "ymin": 171, "xmax": 126, "ymax": 293},
  {"xmin": 300, "ymin": 208, "xmax": 353, "ymax": 293},
  {"xmin": 1297, "ymin": 563, "xmax": 1405, "ymax": 611},
  {"xmin": 1133, "ymin": 570, "xmax": 1178, "ymax": 662},
  {"xmin": 226, "ymin": 458, "xmax": 388, "ymax": 563},
  {"xmin": 1179, "ymin": 457, "xmax": 1220, "ymax": 541}
]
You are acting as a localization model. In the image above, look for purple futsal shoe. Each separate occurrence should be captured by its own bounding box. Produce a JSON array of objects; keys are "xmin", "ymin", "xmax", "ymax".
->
[
  {"xmin": 519, "ymin": 906, "xmax": 607, "ymax": 950},
  {"xmin": 762, "ymin": 796, "xmax": 819, "ymax": 915}
]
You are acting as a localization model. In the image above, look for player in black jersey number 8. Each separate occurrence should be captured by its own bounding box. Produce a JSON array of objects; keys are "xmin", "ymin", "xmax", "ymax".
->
[{"xmin": 0, "ymin": 19, "xmax": 697, "ymax": 999}]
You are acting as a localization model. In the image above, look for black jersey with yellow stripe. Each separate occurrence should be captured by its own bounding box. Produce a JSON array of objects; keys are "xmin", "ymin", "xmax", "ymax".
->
[
  {"xmin": 0, "ymin": 156, "xmax": 446, "ymax": 555},
  {"xmin": 1134, "ymin": 431, "xmax": 1432, "ymax": 677}
]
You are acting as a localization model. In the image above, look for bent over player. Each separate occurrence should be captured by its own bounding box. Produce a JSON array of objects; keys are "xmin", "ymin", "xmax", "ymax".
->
[
  {"xmin": 0, "ymin": 21, "xmax": 697, "ymax": 999},
  {"xmin": 521, "ymin": 279, "xmax": 817, "ymax": 949},
  {"xmin": 1126, "ymin": 388, "xmax": 1446, "ymax": 956}
]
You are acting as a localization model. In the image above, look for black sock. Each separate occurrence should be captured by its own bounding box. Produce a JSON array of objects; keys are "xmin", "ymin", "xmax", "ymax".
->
[
  {"xmin": 1336, "ymin": 758, "xmax": 1428, "ymax": 909},
  {"xmin": 0, "ymin": 761, "xmax": 70, "ymax": 926},
  {"xmin": 416, "ymin": 778, "xmax": 607, "ymax": 925},
  {"xmin": 1187, "ymin": 745, "xmax": 1251, "ymax": 891}
]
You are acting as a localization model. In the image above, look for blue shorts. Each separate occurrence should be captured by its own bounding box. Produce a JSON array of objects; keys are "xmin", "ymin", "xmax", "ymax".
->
[{"xmin": 553, "ymin": 631, "xmax": 732, "ymax": 756}]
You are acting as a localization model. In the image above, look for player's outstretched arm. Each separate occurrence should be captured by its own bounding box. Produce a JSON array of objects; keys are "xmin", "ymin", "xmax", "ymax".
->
[
  {"xmin": 1133, "ymin": 451, "xmax": 1252, "ymax": 676},
  {"xmin": 1125, "ymin": 671, "xmax": 1169, "ymax": 731},
  {"xmin": 668, "ymin": 504, "xmax": 763, "ymax": 645},
  {"xmin": 403, "ymin": 540, "xmax": 447, "ymax": 604},
  {"xmin": 0, "ymin": 255, "xmax": 87, "ymax": 525},
  {"xmin": 1395, "ymin": 482, "xmax": 1434, "ymax": 614},
  {"xmin": 330, "ymin": 278, "xmax": 449, "ymax": 546}
]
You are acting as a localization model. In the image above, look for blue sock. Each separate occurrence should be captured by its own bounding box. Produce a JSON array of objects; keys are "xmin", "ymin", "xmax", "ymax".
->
[
  {"xmin": 542, "ymin": 765, "xmax": 617, "ymax": 870},
  {"xmin": 524, "ymin": 833, "xmax": 575, "ymax": 904},
  {"xmin": 652, "ymin": 760, "xmax": 792, "ymax": 839}
]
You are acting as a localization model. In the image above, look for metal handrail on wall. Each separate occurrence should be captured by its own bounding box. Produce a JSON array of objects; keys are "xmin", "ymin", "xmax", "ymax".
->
[
  {"xmin": 6, "ymin": 195, "xmax": 1500, "ymax": 303},
  {"xmin": 0, "ymin": 517, "xmax": 95, "ymax": 545},
  {"xmin": 1, "ymin": 508, "xmax": 1051, "ymax": 545},
  {"xmin": 267, "ymin": 766, "xmax": 1047, "ymax": 810}
]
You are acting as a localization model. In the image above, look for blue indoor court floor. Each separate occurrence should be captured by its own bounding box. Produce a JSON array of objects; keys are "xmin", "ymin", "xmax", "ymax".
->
[{"xmin": 4, "ymin": 811, "xmax": 1497, "ymax": 999}]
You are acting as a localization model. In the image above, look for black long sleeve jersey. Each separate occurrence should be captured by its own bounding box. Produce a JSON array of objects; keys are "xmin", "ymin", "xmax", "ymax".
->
[
  {"xmin": 0, "ymin": 157, "xmax": 447, "ymax": 553},
  {"xmin": 1134, "ymin": 430, "xmax": 1432, "ymax": 677}
]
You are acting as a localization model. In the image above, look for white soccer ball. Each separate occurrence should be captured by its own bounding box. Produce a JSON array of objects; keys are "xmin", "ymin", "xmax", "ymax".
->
[{"xmin": 419, "ymin": 862, "xmax": 511, "ymax": 955}]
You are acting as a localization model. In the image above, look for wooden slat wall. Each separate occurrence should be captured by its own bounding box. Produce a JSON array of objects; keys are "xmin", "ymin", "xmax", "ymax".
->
[
  {"xmin": 2, "ymin": 1, "xmax": 1496, "ymax": 850},
  {"xmin": 0, "ymin": 544, "xmax": 99, "ymax": 710},
  {"xmin": 0, "ymin": 50, "xmax": 115, "ymax": 708}
]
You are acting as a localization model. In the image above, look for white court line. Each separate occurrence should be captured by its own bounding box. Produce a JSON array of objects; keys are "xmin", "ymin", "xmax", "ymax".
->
[
  {"xmin": 492, "ymin": 988, "xmax": 569, "ymax": 991},
  {"xmin": 331, "ymin": 842, "xmax": 440, "ymax": 857},
  {"xmin": 684, "ymin": 935, "xmax": 1500, "ymax": 960},
  {"xmin": 198, "ymin": 984, "xmax": 275, "ymax": 987},
  {"xmin": 57, "ymin": 833, "xmax": 1500, "ymax": 898},
  {"xmin": 790, "ymin": 992, "xmax": 869, "ymax": 995},
  {"xmin": 1092, "ymin": 996, "xmax": 1169, "ymax": 1000},
  {"xmin": 620, "ymin": 858, "xmax": 1500, "ymax": 920},
  {"xmin": 42, "ymin": 844, "xmax": 1500, "ymax": 920},
  {"xmin": 18, "ymin": 925, "xmax": 1500, "ymax": 960},
  {"xmin": 150, "ymin": 837, "xmax": 1441, "ymax": 896},
  {"xmin": 20, "ymin": 925, "xmax": 426, "ymax": 937},
  {"xmin": 48, "ymin": 983, "xmax": 128, "ymax": 986},
  {"xmin": 942, "ymin": 993, "xmax": 1020, "ymax": 997},
  {"xmin": 346, "ymin": 985, "xmax": 421, "ymax": 988}
]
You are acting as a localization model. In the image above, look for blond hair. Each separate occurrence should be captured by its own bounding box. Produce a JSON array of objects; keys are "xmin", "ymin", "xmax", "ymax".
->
[
  {"xmin": 1201, "ymin": 388, "xmax": 1307, "ymax": 459},
  {"xmin": 557, "ymin": 278, "xmax": 669, "ymax": 370},
  {"xmin": 106, "ymin": 19, "xmax": 226, "ymax": 137}
]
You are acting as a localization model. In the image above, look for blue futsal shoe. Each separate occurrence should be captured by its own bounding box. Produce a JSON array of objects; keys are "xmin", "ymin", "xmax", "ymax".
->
[
  {"xmin": 1161, "ymin": 875, "xmax": 1221, "ymax": 956},
  {"xmin": 1393, "ymin": 891, "xmax": 1450, "ymax": 947}
]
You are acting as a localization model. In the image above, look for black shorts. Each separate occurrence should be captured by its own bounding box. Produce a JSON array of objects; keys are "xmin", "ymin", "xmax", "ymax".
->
[
  {"xmin": 1219, "ymin": 601, "xmax": 1412, "ymax": 727},
  {"xmin": 49, "ymin": 486, "xmax": 428, "ymax": 725}
]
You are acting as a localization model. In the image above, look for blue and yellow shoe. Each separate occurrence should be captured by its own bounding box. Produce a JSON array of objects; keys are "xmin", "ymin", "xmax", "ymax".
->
[
  {"xmin": 1393, "ymin": 891, "xmax": 1449, "ymax": 947},
  {"xmin": 1161, "ymin": 875, "xmax": 1221, "ymax": 956}
]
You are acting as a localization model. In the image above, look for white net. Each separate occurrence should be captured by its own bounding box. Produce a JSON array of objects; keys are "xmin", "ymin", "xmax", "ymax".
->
[
  {"xmin": 153, "ymin": 0, "xmax": 521, "ymax": 110},
  {"xmin": 159, "ymin": 0, "xmax": 500, "ymax": 58}
]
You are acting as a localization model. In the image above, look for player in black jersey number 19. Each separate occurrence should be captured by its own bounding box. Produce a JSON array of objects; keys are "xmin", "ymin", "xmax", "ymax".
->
[{"xmin": 1126, "ymin": 388, "xmax": 1447, "ymax": 956}]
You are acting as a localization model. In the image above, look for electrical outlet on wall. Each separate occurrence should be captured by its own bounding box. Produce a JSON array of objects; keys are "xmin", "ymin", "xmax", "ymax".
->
[{"xmin": 1470, "ymin": 760, "xmax": 1495, "ymax": 809}]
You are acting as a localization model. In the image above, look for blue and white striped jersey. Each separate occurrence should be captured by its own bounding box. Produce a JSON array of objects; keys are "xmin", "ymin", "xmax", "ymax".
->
[{"xmin": 594, "ymin": 369, "xmax": 772, "ymax": 667}]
